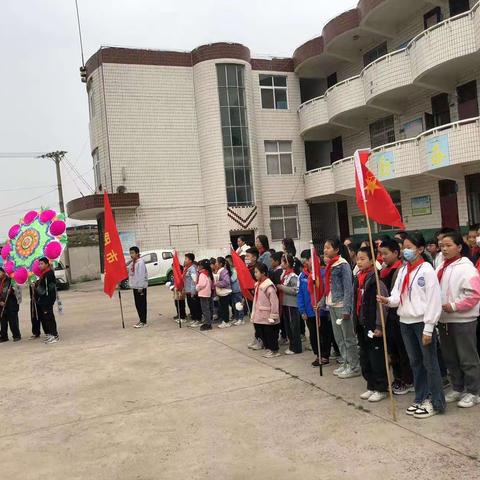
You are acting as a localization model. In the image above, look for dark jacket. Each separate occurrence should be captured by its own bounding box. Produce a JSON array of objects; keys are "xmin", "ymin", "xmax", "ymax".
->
[
  {"xmin": 353, "ymin": 271, "xmax": 388, "ymax": 332},
  {"xmin": 0, "ymin": 278, "xmax": 20, "ymax": 314},
  {"xmin": 381, "ymin": 266, "xmax": 401, "ymax": 324},
  {"xmin": 35, "ymin": 270, "xmax": 57, "ymax": 309},
  {"xmin": 269, "ymin": 267, "xmax": 283, "ymax": 286}
]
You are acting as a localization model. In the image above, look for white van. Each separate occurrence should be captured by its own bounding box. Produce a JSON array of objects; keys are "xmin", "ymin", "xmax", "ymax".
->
[{"xmin": 121, "ymin": 249, "xmax": 175, "ymax": 288}]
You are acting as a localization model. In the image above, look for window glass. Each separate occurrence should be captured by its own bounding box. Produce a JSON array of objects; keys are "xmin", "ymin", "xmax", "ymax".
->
[
  {"xmin": 274, "ymin": 76, "xmax": 287, "ymax": 87},
  {"xmin": 261, "ymin": 89, "xmax": 274, "ymax": 109},
  {"xmin": 259, "ymin": 75, "xmax": 273, "ymax": 86},
  {"xmin": 266, "ymin": 156, "xmax": 280, "ymax": 175},
  {"xmin": 275, "ymin": 89, "xmax": 288, "ymax": 109},
  {"xmin": 280, "ymin": 154, "xmax": 293, "ymax": 174},
  {"xmin": 162, "ymin": 252, "xmax": 173, "ymax": 260}
]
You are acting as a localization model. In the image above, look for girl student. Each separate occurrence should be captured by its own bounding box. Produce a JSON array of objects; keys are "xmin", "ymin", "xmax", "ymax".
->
[
  {"xmin": 277, "ymin": 254, "xmax": 301, "ymax": 354},
  {"xmin": 251, "ymin": 262, "xmax": 281, "ymax": 358},
  {"xmin": 436, "ymin": 231, "xmax": 480, "ymax": 408},
  {"xmin": 196, "ymin": 259, "xmax": 215, "ymax": 331},
  {"xmin": 378, "ymin": 232, "xmax": 446, "ymax": 419},
  {"xmin": 214, "ymin": 257, "xmax": 232, "ymax": 329},
  {"xmin": 225, "ymin": 255, "xmax": 245, "ymax": 326},
  {"xmin": 321, "ymin": 238, "xmax": 359, "ymax": 379},
  {"xmin": 353, "ymin": 247, "xmax": 389, "ymax": 402},
  {"xmin": 255, "ymin": 235, "xmax": 272, "ymax": 269}
]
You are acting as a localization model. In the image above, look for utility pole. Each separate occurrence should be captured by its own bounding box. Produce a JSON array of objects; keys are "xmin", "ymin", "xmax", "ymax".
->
[{"xmin": 38, "ymin": 151, "xmax": 72, "ymax": 284}]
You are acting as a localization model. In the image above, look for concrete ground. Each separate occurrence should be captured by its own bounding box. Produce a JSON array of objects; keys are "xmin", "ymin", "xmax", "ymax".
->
[{"xmin": 0, "ymin": 281, "xmax": 479, "ymax": 480}]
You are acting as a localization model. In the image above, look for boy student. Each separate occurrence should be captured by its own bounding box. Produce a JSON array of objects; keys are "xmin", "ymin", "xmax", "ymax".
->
[
  {"xmin": 467, "ymin": 224, "xmax": 480, "ymax": 260},
  {"xmin": 183, "ymin": 253, "xmax": 202, "ymax": 327},
  {"xmin": 380, "ymin": 239, "xmax": 414, "ymax": 395},
  {"xmin": 426, "ymin": 238, "xmax": 440, "ymax": 265},
  {"xmin": 34, "ymin": 257, "xmax": 59, "ymax": 344},
  {"xmin": 129, "ymin": 247, "xmax": 148, "ymax": 328},
  {"xmin": 0, "ymin": 267, "xmax": 22, "ymax": 343},
  {"xmin": 434, "ymin": 227, "xmax": 456, "ymax": 268}
]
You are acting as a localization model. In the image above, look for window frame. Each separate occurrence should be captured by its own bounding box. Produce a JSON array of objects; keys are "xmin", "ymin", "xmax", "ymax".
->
[
  {"xmin": 259, "ymin": 74, "xmax": 289, "ymax": 110},
  {"xmin": 142, "ymin": 253, "xmax": 158, "ymax": 264},
  {"xmin": 162, "ymin": 251, "xmax": 173, "ymax": 260},
  {"xmin": 369, "ymin": 115, "xmax": 395, "ymax": 148},
  {"xmin": 269, "ymin": 204, "xmax": 299, "ymax": 241},
  {"xmin": 88, "ymin": 89, "xmax": 96, "ymax": 119},
  {"xmin": 264, "ymin": 141, "xmax": 293, "ymax": 176}
]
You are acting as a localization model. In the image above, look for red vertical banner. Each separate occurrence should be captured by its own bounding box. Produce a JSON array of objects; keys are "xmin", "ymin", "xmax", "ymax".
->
[
  {"xmin": 172, "ymin": 250, "xmax": 184, "ymax": 290},
  {"xmin": 230, "ymin": 247, "xmax": 255, "ymax": 301},
  {"xmin": 103, "ymin": 191, "xmax": 128, "ymax": 297}
]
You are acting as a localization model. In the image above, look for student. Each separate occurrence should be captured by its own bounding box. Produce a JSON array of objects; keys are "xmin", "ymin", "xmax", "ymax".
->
[
  {"xmin": 353, "ymin": 247, "xmax": 389, "ymax": 402},
  {"xmin": 434, "ymin": 227, "xmax": 456, "ymax": 268},
  {"xmin": 343, "ymin": 237, "xmax": 353, "ymax": 248},
  {"xmin": 236, "ymin": 236, "xmax": 250, "ymax": 258},
  {"xmin": 184, "ymin": 253, "xmax": 202, "ymax": 327},
  {"xmin": 215, "ymin": 257, "xmax": 232, "ymax": 329},
  {"xmin": 322, "ymin": 238, "xmax": 359, "ymax": 378},
  {"xmin": 0, "ymin": 267, "xmax": 21, "ymax": 343},
  {"xmin": 436, "ymin": 232, "xmax": 480, "ymax": 408},
  {"xmin": 255, "ymin": 235, "xmax": 272, "ymax": 269},
  {"xmin": 128, "ymin": 246, "xmax": 148, "ymax": 328},
  {"xmin": 426, "ymin": 238, "xmax": 440, "ymax": 265},
  {"xmin": 34, "ymin": 257, "xmax": 59, "ymax": 344},
  {"xmin": 278, "ymin": 254, "xmax": 301, "ymax": 354},
  {"xmin": 379, "ymin": 240, "xmax": 414, "ymax": 395},
  {"xmin": 196, "ymin": 259, "xmax": 214, "ymax": 331},
  {"xmin": 246, "ymin": 247, "xmax": 264, "ymax": 350},
  {"xmin": 378, "ymin": 232, "xmax": 445, "ymax": 419},
  {"xmin": 226, "ymin": 255, "xmax": 245, "ymax": 326},
  {"xmin": 346, "ymin": 242, "xmax": 358, "ymax": 271},
  {"xmin": 467, "ymin": 224, "xmax": 480, "ymax": 260},
  {"xmin": 354, "ymin": 242, "xmax": 382, "ymax": 274},
  {"xmin": 282, "ymin": 238, "xmax": 302, "ymax": 275},
  {"xmin": 394, "ymin": 231, "xmax": 408, "ymax": 244},
  {"xmin": 270, "ymin": 251, "xmax": 287, "ymax": 344},
  {"xmin": 252, "ymin": 262, "xmax": 281, "ymax": 358}
]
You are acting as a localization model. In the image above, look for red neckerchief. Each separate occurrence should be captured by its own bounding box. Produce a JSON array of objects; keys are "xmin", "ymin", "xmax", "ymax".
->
[
  {"xmin": 356, "ymin": 267, "xmax": 373, "ymax": 315},
  {"xmin": 281, "ymin": 268, "xmax": 294, "ymax": 285},
  {"xmin": 131, "ymin": 258, "xmax": 137, "ymax": 274},
  {"xmin": 40, "ymin": 267, "xmax": 51, "ymax": 280},
  {"xmin": 476, "ymin": 257, "xmax": 480, "ymax": 273},
  {"xmin": 380, "ymin": 260, "xmax": 402, "ymax": 279},
  {"xmin": 400, "ymin": 258, "xmax": 425, "ymax": 303},
  {"xmin": 325, "ymin": 256, "xmax": 339, "ymax": 297},
  {"xmin": 437, "ymin": 256, "xmax": 461, "ymax": 283},
  {"xmin": 183, "ymin": 263, "xmax": 191, "ymax": 281}
]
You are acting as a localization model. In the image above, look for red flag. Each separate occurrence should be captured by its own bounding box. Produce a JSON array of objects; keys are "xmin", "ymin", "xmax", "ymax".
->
[
  {"xmin": 230, "ymin": 247, "xmax": 255, "ymax": 301},
  {"xmin": 309, "ymin": 244, "xmax": 324, "ymax": 301},
  {"xmin": 354, "ymin": 149, "xmax": 405, "ymax": 229},
  {"xmin": 172, "ymin": 250, "xmax": 184, "ymax": 290},
  {"xmin": 103, "ymin": 191, "xmax": 128, "ymax": 297}
]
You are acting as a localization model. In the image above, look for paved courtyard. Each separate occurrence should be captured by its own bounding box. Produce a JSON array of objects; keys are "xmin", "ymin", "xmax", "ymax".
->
[{"xmin": 0, "ymin": 281, "xmax": 479, "ymax": 480}]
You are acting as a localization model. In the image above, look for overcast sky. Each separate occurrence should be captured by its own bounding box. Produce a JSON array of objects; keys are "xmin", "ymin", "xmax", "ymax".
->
[{"xmin": 0, "ymin": 0, "xmax": 356, "ymax": 234}]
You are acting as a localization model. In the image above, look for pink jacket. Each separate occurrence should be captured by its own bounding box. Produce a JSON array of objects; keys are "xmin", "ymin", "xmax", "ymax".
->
[
  {"xmin": 252, "ymin": 278, "xmax": 280, "ymax": 325},
  {"xmin": 196, "ymin": 272, "xmax": 212, "ymax": 298}
]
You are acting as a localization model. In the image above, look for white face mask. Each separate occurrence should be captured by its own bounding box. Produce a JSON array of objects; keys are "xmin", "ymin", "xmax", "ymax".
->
[{"xmin": 476, "ymin": 236, "xmax": 480, "ymax": 248}]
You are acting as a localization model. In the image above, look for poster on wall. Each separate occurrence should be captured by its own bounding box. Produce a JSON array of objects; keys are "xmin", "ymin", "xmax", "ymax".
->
[
  {"xmin": 411, "ymin": 195, "xmax": 432, "ymax": 216},
  {"xmin": 426, "ymin": 134, "xmax": 450, "ymax": 170},
  {"xmin": 119, "ymin": 231, "xmax": 137, "ymax": 259},
  {"xmin": 372, "ymin": 151, "xmax": 395, "ymax": 180}
]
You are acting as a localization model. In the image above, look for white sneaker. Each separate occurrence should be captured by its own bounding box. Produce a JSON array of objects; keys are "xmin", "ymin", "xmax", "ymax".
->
[
  {"xmin": 413, "ymin": 400, "xmax": 437, "ymax": 419},
  {"xmin": 338, "ymin": 367, "xmax": 361, "ymax": 379},
  {"xmin": 45, "ymin": 336, "xmax": 59, "ymax": 344},
  {"xmin": 134, "ymin": 322, "xmax": 147, "ymax": 328},
  {"xmin": 406, "ymin": 403, "xmax": 421, "ymax": 416},
  {"xmin": 368, "ymin": 391, "xmax": 387, "ymax": 403},
  {"xmin": 247, "ymin": 338, "xmax": 258, "ymax": 349},
  {"xmin": 284, "ymin": 349, "xmax": 296, "ymax": 355},
  {"xmin": 251, "ymin": 339, "xmax": 264, "ymax": 350},
  {"xmin": 233, "ymin": 319, "xmax": 245, "ymax": 326},
  {"xmin": 262, "ymin": 350, "xmax": 281, "ymax": 358},
  {"xmin": 333, "ymin": 365, "xmax": 347, "ymax": 376},
  {"xmin": 457, "ymin": 393, "xmax": 480, "ymax": 408},
  {"xmin": 43, "ymin": 335, "xmax": 53, "ymax": 343},
  {"xmin": 190, "ymin": 321, "xmax": 202, "ymax": 328},
  {"xmin": 217, "ymin": 321, "xmax": 231, "ymax": 329},
  {"xmin": 445, "ymin": 390, "xmax": 464, "ymax": 403},
  {"xmin": 360, "ymin": 390, "xmax": 375, "ymax": 400}
]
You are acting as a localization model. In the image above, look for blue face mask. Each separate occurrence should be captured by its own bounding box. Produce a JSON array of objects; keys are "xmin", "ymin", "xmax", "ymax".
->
[{"xmin": 403, "ymin": 248, "xmax": 417, "ymax": 262}]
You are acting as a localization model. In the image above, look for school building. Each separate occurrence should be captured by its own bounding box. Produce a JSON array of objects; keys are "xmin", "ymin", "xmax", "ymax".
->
[{"xmin": 67, "ymin": 0, "xmax": 480, "ymax": 256}]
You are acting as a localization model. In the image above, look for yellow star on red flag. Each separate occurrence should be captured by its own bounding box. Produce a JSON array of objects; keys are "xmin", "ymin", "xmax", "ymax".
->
[{"xmin": 364, "ymin": 175, "xmax": 380, "ymax": 195}]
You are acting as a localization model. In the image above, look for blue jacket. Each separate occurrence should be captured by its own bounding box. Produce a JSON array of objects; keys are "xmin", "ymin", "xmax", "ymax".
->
[
  {"xmin": 297, "ymin": 271, "xmax": 315, "ymax": 318},
  {"xmin": 323, "ymin": 258, "xmax": 353, "ymax": 315}
]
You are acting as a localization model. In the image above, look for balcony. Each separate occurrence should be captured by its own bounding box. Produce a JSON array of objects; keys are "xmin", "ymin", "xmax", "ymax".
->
[
  {"xmin": 67, "ymin": 193, "xmax": 140, "ymax": 221},
  {"xmin": 327, "ymin": 76, "xmax": 364, "ymax": 122},
  {"xmin": 304, "ymin": 117, "xmax": 480, "ymax": 201}
]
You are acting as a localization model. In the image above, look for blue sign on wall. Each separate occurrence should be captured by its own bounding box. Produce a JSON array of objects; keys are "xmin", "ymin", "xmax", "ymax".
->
[{"xmin": 426, "ymin": 134, "xmax": 450, "ymax": 170}]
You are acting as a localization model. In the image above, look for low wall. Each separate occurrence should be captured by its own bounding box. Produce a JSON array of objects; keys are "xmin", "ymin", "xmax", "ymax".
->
[{"xmin": 69, "ymin": 246, "xmax": 101, "ymax": 283}]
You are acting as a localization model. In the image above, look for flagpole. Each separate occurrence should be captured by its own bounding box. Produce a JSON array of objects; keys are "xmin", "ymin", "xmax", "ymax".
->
[
  {"xmin": 118, "ymin": 290, "xmax": 125, "ymax": 329},
  {"xmin": 363, "ymin": 199, "xmax": 397, "ymax": 422},
  {"xmin": 175, "ymin": 288, "xmax": 182, "ymax": 328},
  {"xmin": 310, "ymin": 241, "xmax": 323, "ymax": 377}
]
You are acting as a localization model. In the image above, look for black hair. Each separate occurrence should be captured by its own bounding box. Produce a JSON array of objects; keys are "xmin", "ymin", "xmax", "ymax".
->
[
  {"xmin": 254, "ymin": 262, "xmax": 269, "ymax": 277},
  {"xmin": 185, "ymin": 253, "xmax": 195, "ymax": 262},
  {"xmin": 129, "ymin": 246, "xmax": 140, "ymax": 255},
  {"xmin": 217, "ymin": 256, "xmax": 231, "ymax": 275},
  {"xmin": 256, "ymin": 235, "xmax": 270, "ymax": 251},
  {"xmin": 268, "ymin": 248, "xmax": 276, "ymax": 255},
  {"xmin": 325, "ymin": 237, "xmax": 350, "ymax": 261},
  {"xmin": 378, "ymin": 234, "xmax": 391, "ymax": 243},
  {"xmin": 441, "ymin": 231, "xmax": 470, "ymax": 257},
  {"xmin": 39, "ymin": 256, "xmax": 50, "ymax": 264},
  {"xmin": 246, "ymin": 247, "xmax": 259, "ymax": 259},
  {"xmin": 468, "ymin": 224, "xmax": 479, "ymax": 232},
  {"xmin": 198, "ymin": 259, "xmax": 214, "ymax": 282},
  {"xmin": 225, "ymin": 255, "xmax": 232, "ymax": 261},
  {"xmin": 357, "ymin": 246, "xmax": 373, "ymax": 261},
  {"xmin": 404, "ymin": 232, "xmax": 431, "ymax": 263},
  {"xmin": 426, "ymin": 238, "xmax": 438, "ymax": 245},
  {"xmin": 283, "ymin": 254, "xmax": 295, "ymax": 269},
  {"xmin": 209, "ymin": 257, "xmax": 216, "ymax": 265},
  {"xmin": 438, "ymin": 227, "xmax": 456, "ymax": 236},
  {"xmin": 300, "ymin": 249, "xmax": 311, "ymax": 260},
  {"xmin": 394, "ymin": 231, "xmax": 408, "ymax": 241},
  {"xmin": 380, "ymin": 239, "xmax": 401, "ymax": 255},
  {"xmin": 238, "ymin": 236, "xmax": 246, "ymax": 243},
  {"xmin": 271, "ymin": 251, "xmax": 283, "ymax": 264},
  {"xmin": 282, "ymin": 238, "xmax": 297, "ymax": 257}
]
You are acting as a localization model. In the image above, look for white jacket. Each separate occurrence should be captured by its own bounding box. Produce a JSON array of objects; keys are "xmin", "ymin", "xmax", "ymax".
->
[
  {"xmin": 128, "ymin": 258, "xmax": 148, "ymax": 289},
  {"xmin": 387, "ymin": 261, "xmax": 441, "ymax": 336},
  {"xmin": 436, "ymin": 257, "xmax": 480, "ymax": 323}
]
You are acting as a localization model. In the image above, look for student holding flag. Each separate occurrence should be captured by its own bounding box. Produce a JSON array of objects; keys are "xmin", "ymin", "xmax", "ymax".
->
[{"xmin": 128, "ymin": 246, "xmax": 148, "ymax": 328}]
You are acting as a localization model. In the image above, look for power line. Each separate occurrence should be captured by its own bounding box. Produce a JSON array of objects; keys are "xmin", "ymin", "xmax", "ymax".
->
[
  {"xmin": 0, "ymin": 188, "xmax": 58, "ymax": 215},
  {"xmin": 63, "ymin": 157, "xmax": 95, "ymax": 193}
]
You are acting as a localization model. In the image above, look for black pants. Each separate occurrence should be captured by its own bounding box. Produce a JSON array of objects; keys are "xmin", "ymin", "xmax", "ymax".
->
[
  {"xmin": 357, "ymin": 325, "xmax": 388, "ymax": 392},
  {"xmin": 0, "ymin": 311, "xmax": 21, "ymax": 340},
  {"xmin": 186, "ymin": 294, "xmax": 201, "ymax": 321},
  {"xmin": 386, "ymin": 315, "xmax": 413, "ymax": 384},
  {"xmin": 133, "ymin": 289, "xmax": 147, "ymax": 324},
  {"xmin": 477, "ymin": 318, "xmax": 480, "ymax": 355},
  {"xmin": 283, "ymin": 306, "xmax": 302, "ymax": 353},
  {"xmin": 200, "ymin": 297, "xmax": 212, "ymax": 325},
  {"xmin": 256, "ymin": 323, "xmax": 279, "ymax": 352},
  {"xmin": 38, "ymin": 306, "xmax": 58, "ymax": 337},
  {"xmin": 30, "ymin": 299, "xmax": 44, "ymax": 337},
  {"xmin": 174, "ymin": 299, "xmax": 186, "ymax": 320},
  {"xmin": 218, "ymin": 295, "xmax": 231, "ymax": 323},
  {"xmin": 279, "ymin": 311, "xmax": 287, "ymax": 340}
]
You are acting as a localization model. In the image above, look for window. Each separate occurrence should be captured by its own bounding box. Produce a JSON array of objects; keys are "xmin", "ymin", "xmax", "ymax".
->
[
  {"xmin": 88, "ymin": 89, "xmax": 96, "ymax": 118},
  {"xmin": 265, "ymin": 141, "xmax": 293, "ymax": 175},
  {"xmin": 92, "ymin": 149, "xmax": 101, "ymax": 190},
  {"xmin": 142, "ymin": 253, "xmax": 158, "ymax": 264},
  {"xmin": 217, "ymin": 64, "xmax": 253, "ymax": 206},
  {"xmin": 449, "ymin": 0, "xmax": 470, "ymax": 16},
  {"xmin": 363, "ymin": 42, "xmax": 387, "ymax": 67},
  {"xmin": 270, "ymin": 205, "xmax": 299, "ymax": 240},
  {"xmin": 431, "ymin": 93, "xmax": 451, "ymax": 127},
  {"xmin": 424, "ymin": 7, "xmax": 442, "ymax": 29},
  {"xmin": 162, "ymin": 251, "xmax": 173, "ymax": 260},
  {"xmin": 369, "ymin": 116, "xmax": 395, "ymax": 148},
  {"xmin": 327, "ymin": 72, "xmax": 338, "ymax": 89},
  {"xmin": 260, "ymin": 75, "xmax": 288, "ymax": 110},
  {"xmin": 457, "ymin": 80, "xmax": 478, "ymax": 120},
  {"xmin": 378, "ymin": 191, "xmax": 402, "ymax": 231}
]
